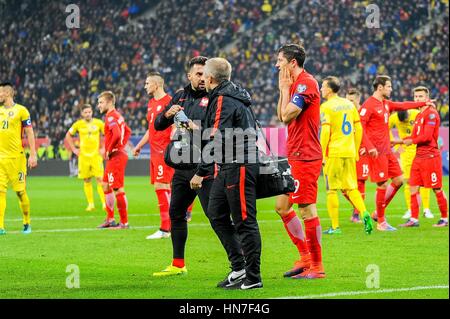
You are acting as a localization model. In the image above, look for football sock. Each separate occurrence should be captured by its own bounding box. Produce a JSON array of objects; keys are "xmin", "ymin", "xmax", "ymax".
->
[
  {"xmin": 97, "ymin": 184, "xmax": 106, "ymax": 206},
  {"xmin": 304, "ymin": 217, "xmax": 323, "ymax": 268},
  {"xmin": 358, "ymin": 180, "xmax": 366, "ymax": 200},
  {"xmin": 105, "ymin": 190, "xmax": 115, "ymax": 220},
  {"xmin": 187, "ymin": 202, "xmax": 194, "ymax": 213},
  {"xmin": 156, "ymin": 189, "xmax": 171, "ymax": 232},
  {"xmin": 420, "ymin": 187, "xmax": 431, "ymax": 211},
  {"xmin": 0, "ymin": 192, "xmax": 6, "ymax": 229},
  {"xmin": 347, "ymin": 189, "xmax": 367, "ymax": 216},
  {"xmin": 326, "ymin": 191, "xmax": 339, "ymax": 229},
  {"xmin": 435, "ymin": 190, "xmax": 448, "ymax": 219},
  {"xmin": 172, "ymin": 258, "xmax": 185, "ymax": 268},
  {"xmin": 404, "ymin": 183, "xmax": 411, "ymax": 210},
  {"xmin": 411, "ymin": 192, "xmax": 421, "ymax": 220},
  {"xmin": 376, "ymin": 188, "xmax": 387, "ymax": 223},
  {"xmin": 83, "ymin": 181, "xmax": 94, "ymax": 205},
  {"xmin": 115, "ymin": 192, "xmax": 128, "ymax": 224},
  {"xmin": 17, "ymin": 191, "xmax": 31, "ymax": 225},
  {"xmin": 281, "ymin": 209, "xmax": 309, "ymax": 257},
  {"xmin": 385, "ymin": 182, "xmax": 402, "ymax": 207}
]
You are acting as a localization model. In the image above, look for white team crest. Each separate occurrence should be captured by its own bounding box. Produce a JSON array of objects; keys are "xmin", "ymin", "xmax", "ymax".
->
[
  {"xmin": 379, "ymin": 172, "xmax": 385, "ymax": 178},
  {"xmin": 108, "ymin": 116, "xmax": 114, "ymax": 122},
  {"xmin": 157, "ymin": 105, "xmax": 162, "ymax": 112},
  {"xmin": 360, "ymin": 108, "xmax": 367, "ymax": 116},
  {"xmin": 297, "ymin": 84, "xmax": 307, "ymax": 93},
  {"xmin": 200, "ymin": 97, "xmax": 209, "ymax": 107}
]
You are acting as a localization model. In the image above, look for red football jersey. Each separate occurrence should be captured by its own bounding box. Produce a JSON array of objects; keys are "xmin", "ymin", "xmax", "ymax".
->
[
  {"xmin": 104, "ymin": 109, "xmax": 131, "ymax": 154},
  {"xmin": 359, "ymin": 97, "xmax": 426, "ymax": 155},
  {"xmin": 411, "ymin": 106, "xmax": 441, "ymax": 158},
  {"xmin": 286, "ymin": 69, "xmax": 322, "ymax": 161},
  {"xmin": 147, "ymin": 94, "xmax": 172, "ymax": 156}
]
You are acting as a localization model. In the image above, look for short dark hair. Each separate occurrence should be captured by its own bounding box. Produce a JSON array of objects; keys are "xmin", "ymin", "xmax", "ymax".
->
[
  {"xmin": 0, "ymin": 82, "xmax": 14, "ymax": 88},
  {"xmin": 277, "ymin": 44, "xmax": 306, "ymax": 68},
  {"xmin": 347, "ymin": 88, "xmax": 361, "ymax": 97},
  {"xmin": 323, "ymin": 76, "xmax": 340, "ymax": 93},
  {"xmin": 188, "ymin": 56, "xmax": 208, "ymax": 71},
  {"xmin": 413, "ymin": 86, "xmax": 430, "ymax": 95},
  {"xmin": 81, "ymin": 104, "xmax": 93, "ymax": 111},
  {"xmin": 372, "ymin": 75, "xmax": 392, "ymax": 91}
]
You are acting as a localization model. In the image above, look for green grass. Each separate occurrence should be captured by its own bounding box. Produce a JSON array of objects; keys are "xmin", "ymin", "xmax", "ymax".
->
[{"xmin": 0, "ymin": 176, "xmax": 448, "ymax": 299}]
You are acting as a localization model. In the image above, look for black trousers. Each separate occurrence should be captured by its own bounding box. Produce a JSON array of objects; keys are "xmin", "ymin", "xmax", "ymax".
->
[
  {"xmin": 169, "ymin": 169, "xmax": 245, "ymax": 271},
  {"xmin": 207, "ymin": 164, "xmax": 261, "ymax": 283}
]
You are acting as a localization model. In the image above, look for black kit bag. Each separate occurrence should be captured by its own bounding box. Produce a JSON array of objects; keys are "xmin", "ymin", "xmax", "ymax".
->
[{"xmin": 254, "ymin": 119, "xmax": 296, "ymax": 199}]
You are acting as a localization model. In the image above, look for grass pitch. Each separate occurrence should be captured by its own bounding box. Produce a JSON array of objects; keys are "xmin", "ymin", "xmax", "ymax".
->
[{"xmin": 0, "ymin": 176, "xmax": 448, "ymax": 299}]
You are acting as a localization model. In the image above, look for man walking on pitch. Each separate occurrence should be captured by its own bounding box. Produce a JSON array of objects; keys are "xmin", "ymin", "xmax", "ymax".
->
[
  {"xmin": 97, "ymin": 91, "xmax": 132, "ymax": 229},
  {"xmin": 0, "ymin": 82, "xmax": 37, "ymax": 235},
  {"xmin": 66, "ymin": 104, "xmax": 106, "ymax": 212}
]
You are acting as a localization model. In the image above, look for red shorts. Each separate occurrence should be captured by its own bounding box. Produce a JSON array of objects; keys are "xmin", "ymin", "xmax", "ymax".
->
[
  {"xmin": 150, "ymin": 155, "xmax": 174, "ymax": 185},
  {"xmin": 369, "ymin": 152, "xmax": 402, "ymax": 183},
  {"xmin": 410, "ymin": 155, "xmax": 443, "ymax": 189},
  {"xmin": 288, "ymin": 159, "xmax": 322, "ymax": 205},
  {"xmin": 356, "ymin": 155, "xmax": 370, "ymax": 181},
  {"xmin": 103, "ymin": 152, "xmax": 128, "ymax": 189}
]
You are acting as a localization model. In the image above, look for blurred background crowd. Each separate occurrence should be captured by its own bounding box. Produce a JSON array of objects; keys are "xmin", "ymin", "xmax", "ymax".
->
[{"xmin": 1, "ymin": 0, "xmax": 448, "ymax": 159}]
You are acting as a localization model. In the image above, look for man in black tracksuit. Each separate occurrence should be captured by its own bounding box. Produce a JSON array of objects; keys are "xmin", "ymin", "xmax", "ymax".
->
[
  {"xmin": 190, "ymin": 58, "xmax": 262, "ymax": 290},
  {"xmin": 153, "ymin": 56, "xmax": 245, "ymax": 277}
]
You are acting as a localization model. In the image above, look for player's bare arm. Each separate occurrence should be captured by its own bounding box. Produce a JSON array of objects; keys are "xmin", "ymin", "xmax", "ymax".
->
[
  {"xmin": 133, "ymin": 130, "xmax": 149, "ymax": 156},
  {"xmin": 64, "ymin": 130, "xmax": 79, "ymax": 156},
  {"xmin": 24, "ymin": 126, "xmax": 37, "ymax": 168},
  {"xmin": 278, "ymin": 66, "xmax": 300, "ymax": 124}
]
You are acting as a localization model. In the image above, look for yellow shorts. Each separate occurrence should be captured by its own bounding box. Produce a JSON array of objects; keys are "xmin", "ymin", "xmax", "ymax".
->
[
  {"xmin": 0, "ymin": 156, "xmax": 27, "ymax": 193},
  {"xmin": 78, "ymin": 154, "xmax": 104, "ymax": 179},
  {"xmin": 400, "ymin": 152, "xmax": 415, "ymax": 180},
  {"xmin": 324, "ymin": 157, "xmax": 357, "ymax": 190}
]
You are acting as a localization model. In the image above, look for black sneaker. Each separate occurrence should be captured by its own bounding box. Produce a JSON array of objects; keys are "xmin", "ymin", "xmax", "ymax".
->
[{"xmin": 217, "ymin": 269, "xmax": 246, "ymax": 288}]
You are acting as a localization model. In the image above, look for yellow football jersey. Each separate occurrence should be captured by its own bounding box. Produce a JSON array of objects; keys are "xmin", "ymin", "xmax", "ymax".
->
[
  {"xmin": 0, "ymin": 104, "xmax": 32, "ymax": 159},
  {"xmin": 320, "ymin": 96, "xmax": 361, "ymax": 158},
  {"xmin": 69, "ymin": 118, "xmax": 104, "ymax": 157},
  {"xmin": 389, "ymin": 110, "xmax": 419, "ymax": 154}
]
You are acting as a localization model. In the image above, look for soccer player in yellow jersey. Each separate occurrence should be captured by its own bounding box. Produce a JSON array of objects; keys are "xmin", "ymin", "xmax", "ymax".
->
[
  {"xmin": 65, "ymin": 104, "xmax": 106, "ymax": 211},
  {"xmin": 389, "ymin": 91, "xmax": 433, "ymax": 220},
  {"xmin": 319, "ymin": 77, "xmax": 373, "ymax": 235},
  {"xmin": 0, "ymin": 82, "xmax": 38, "ymax": 235}
]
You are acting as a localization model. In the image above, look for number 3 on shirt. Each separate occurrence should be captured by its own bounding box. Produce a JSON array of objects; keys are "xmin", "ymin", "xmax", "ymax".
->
[{"xmin": 341, "ymin": 113, "xmax": 352, "ymax": 135}]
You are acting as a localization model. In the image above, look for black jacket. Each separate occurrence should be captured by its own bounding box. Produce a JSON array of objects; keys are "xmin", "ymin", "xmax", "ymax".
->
[
  {"xmin": 154, "ymin": 84, "xmax": 209, "ymax": 131},
  {"xmin": 196, "ymin": 80, "xmax": 258, "ymax": 177}
]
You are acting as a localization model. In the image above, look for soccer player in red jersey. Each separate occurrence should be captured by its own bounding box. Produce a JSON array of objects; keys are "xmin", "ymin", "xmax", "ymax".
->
[
  {"xmin": 346, "ymin": 88, "xmax": 369, "ymax": 223},
  {"xmin": 133, "ymin": 72, "xmax": 175, "ymax": 239},
  {"xmin": 275, "ymin": 44, "xmax": 324, "ymax": 279},
  {"xmin": 96, "ymin": 91, "xmax": 132, "ymax": 229},
  {"xmin": 399, "ymin": 86, "xmax": 448, "ymax": 228},
  {"xmin": 359, "ymin": 75, "xmax": 433, "ymax": 231}
]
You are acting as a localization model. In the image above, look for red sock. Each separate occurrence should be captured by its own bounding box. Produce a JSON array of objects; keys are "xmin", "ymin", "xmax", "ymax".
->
[
  {"xmin": 105, "ymin": 190, "xmax": 115, "ymax": 220},
  {"xmin": 115, "ymin": 192, "xmax": 128, "ymax": 224},
  {"xmin": 435, "ymin": 190, "xmax": 448, "ymax": 219},
  {"xmin": 172, "ymin": 258, "xmax": 185, "ymax": 268},
  {"xmin": 304, "ymin": 217, "xmax": 322, "ymax": 268},
  {"xmin": 281, "ymin": 210, "xmax": 309, "ymax": 257},
  {"xmin": 376, "ymin": 188, "xmax": 387, "ymax": 223},
  {"xmin": 156, "ymin": 189, "xmax": 171, "ymax": 232},
  {"xmin": 187, "ymin": 202, "xmax": 194, "ymax": 213},
  {"xmin": 411, "ymin": 192, "xmax": 420, "ymax": 220},
  {"xmin": 384, "ymin": 182, "xmax": 402, "ymax": 207},
  {"xmin": 358, "ymin": 180, "xmax": 366, "ymax": 200}
]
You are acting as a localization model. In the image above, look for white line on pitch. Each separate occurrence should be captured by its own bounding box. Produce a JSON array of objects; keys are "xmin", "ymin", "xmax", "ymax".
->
[{"xmin": 274, "ymin": 285, "xmax": 449, "ymax": 299}]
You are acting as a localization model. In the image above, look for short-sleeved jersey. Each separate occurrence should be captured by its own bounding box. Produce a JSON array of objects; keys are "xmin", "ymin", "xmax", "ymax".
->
[
  {"xmin": 411, "ymin": 106, "xmax": 441, "ymax": 158},
  {"xmin": 147, "ymin": 94, "xmax": 172, "ymax": 156},
  {"xmin": 286, "ymin": 69, "xmax": 322, "ymax": 161},
  {"xmin": 320, "ymin": 96, "xmax": 361, "ymax": 158},
  {"xmin": 104, "ymin": 109, "xmax": 129, "ymax": 154},
  {"xmin": 0, "ymin": 104, "xmax": 32, "ymax": 159},
  {"xmin": 359, "ymin": 97, "xmax": 425, "ymax": 155},
  {"xmin": 389, "ymin": 110, "xmax": 419, "ymax": 155},
  {"xmin": 69, "ymin": 118, "xmax": 104, "ymax": 157}
]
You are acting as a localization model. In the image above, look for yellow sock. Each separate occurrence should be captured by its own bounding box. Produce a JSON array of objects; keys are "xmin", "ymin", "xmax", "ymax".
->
[
  {"xmin": 327, "ymin": 190, "xmax": 340, "ymax": 229},
  {"xmin": 18, "ymin": 191, "xmax": 31, "ymax": 225},
  {"xmin": 420, "ymin": 187, "xmax": 431, "ymax": 210},
  {"xmin": 0, "ymin": 192, "xmax": 6, "ymax": 229},
  {"xmin": 347, "ymin": 189, "xmax": 367, "ymax": 215},
  {"xmin": 97, "ymin": 183, "xmax": 105, "ymax": 206},
  {"xmin": 84, "ymin": 182, "xmax": 94, "ymax": 205},
  {"xmin": 404, "ymin": 183, "xmax": 411, "ymax": 210}
]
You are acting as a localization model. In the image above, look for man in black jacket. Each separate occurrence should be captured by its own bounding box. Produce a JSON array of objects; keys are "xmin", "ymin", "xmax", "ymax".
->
[
  {"xmin": 153, "ymin": 57, "xmax": 245, "ymax": 279},
  {"xmin": 190, "ymin": 58, "xmax": 262, "ymax": 290}
]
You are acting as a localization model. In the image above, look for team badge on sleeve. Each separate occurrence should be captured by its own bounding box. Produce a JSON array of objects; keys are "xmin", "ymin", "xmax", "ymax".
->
[
  {"xmin": 297, "ymin": 84, "xmax": 307, "ymax": 94},
  {"xmin": 360, "ymin": 108, "xmax": 367, "ymax": 116}
]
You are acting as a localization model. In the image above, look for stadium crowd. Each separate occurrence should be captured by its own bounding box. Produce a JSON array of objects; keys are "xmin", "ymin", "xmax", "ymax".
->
[{"xmin": 0, "ymin": 0, "xmax": 448, "ymax": 152}]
